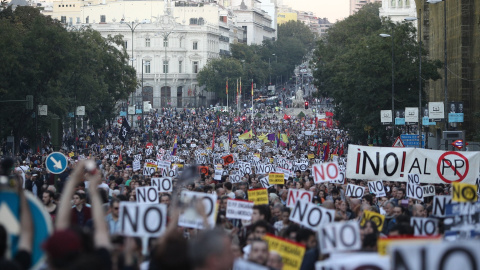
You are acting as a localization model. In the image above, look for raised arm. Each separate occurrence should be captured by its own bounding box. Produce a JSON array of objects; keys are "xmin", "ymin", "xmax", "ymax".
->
[
  {"xmin": 56, "ymin": 161, "xmax": 85, "ymax": 230},
  {"xmin": 87, "ymin": 169, "xmax": 111, "ymax": 250}
]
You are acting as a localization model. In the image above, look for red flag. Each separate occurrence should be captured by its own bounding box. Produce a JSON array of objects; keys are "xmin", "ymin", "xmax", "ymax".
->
[
  {"xmin": 116, "ymin": 151, "xmax": 122, "ymax": 167},
  {"xmin": 283, "ymin": 114, "xmax": 290, "ymax": 120},
  {"xmin": 339, "ymin": 144, "xmax": 344, "ymax": 156},
  {"xmin": 326, "ymin": 111, "xmax": 334, "ymax": 117},
  {"xmin": 323, "ymin": 142, "xmax": 330, "ymax": 161},
  {"xmin": 327, "ymin": 118, "xmax": 333, "ymax": 128}
]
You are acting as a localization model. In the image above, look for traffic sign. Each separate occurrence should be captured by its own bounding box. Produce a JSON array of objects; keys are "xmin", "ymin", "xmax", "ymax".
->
[
  {"xmin": 392, "ymin": 137, "xmax": 405, "ymax": 147},
  {"xmin": 451, "ymin": 140, "xmax": 467, "ymax": 150},
  {"xmin": 45, "ymin": 152, "xmax": 68, "ymax": 174},
  {"xmin": 400, "ymin": 134, "xmax": 425, "ymax": 148},
  {"xmin": 0, "ymin": 189, "xmax": 52, "ymax": 269}
]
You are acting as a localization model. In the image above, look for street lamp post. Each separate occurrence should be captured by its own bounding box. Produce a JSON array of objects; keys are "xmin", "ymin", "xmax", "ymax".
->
[
  {"xmin": 121, "ymin": 19, "xmax": 145, "ymax": 127},
  {"xmin": 405, "ymin": 12, "xmax": 423, "ymax": 148},
  {"xmin": 380, "ymin": 32, "xmax": 395, "ymax": 139},
  {"xmin": 427, "ymin": 0, "xmax": 448, "ymax": 132}
]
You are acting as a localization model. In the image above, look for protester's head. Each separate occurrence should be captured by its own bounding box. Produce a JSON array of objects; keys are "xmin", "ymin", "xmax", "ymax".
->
[
  {"xmin": 160, "ymin": 193, "xmax": 171, "ymax": 206},
  {"xmin": 266, "ymin": 251, "xmax": 283, "ymax": 270},
  {"xmin": 322, "ymin": 200, "xmax": 335, "ymax": 210},
  {"xmin": 110, "ymin": 198, "xmax": 120, "ymax": 218},
  {"xmin": 234, "ymin": 190, "xmax": 245, "ymax": 200},
  {"xmin": 396, "ymin": 188, "xmax": 405, "ymax": 200},
  {"xmin": 362, "ymin": 194, "xmax": 373, "ymax": 206},
  {"xmin": 224, "ymin": 182, "xmax": 232, "ymax": 191},
  {"xmin": 393, "ymin": 206, "xmax": 403, "ymax": 218},
  {"xmin": 251, "ymin": 220, "xmax": 269, "ymax": 239},
  {"xmin": 412, "ymin": 204, "xmax": 426, "ymax": 217},
  {"xmin": 272, "ymin": 203, "xmax": 283, "ymax": 219},
  {"xmin": 72, "ymin": 192, "xmax": 85, "ymax": 207},
  {"xmin": 384, "ymin": 201, "xmax": 395, "ymax": 217},
  {"xmin": 189, "ymin": 228, "xmax": 234, "ymax": 270},
  {"xmin": 295, "ymin": 228, "xmax": 317, "ymax": 250},
  {"xmin": 43, "ymin": 190, "xmax": 55, "ymax": 206},
  {"xmin": 252, "ymin": 205, "xmax": 269, "ymax": 223},
  {"xmin": 43, "ymin": 229, "xmax": 83, "ymax": 269},
  {"xmin": 248, "ymin": 239, "xmax": 269, "ymax": 266}
]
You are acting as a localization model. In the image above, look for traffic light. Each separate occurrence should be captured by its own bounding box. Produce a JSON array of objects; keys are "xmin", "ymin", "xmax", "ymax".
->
[{"xmin": 304, "ymin": 101, "xmax": 309, "ymax": 109}]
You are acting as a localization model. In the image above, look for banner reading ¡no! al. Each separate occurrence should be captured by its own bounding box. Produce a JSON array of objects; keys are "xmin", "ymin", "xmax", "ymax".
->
[{"xmin": 346, "ymin": 145, "xmax": 480, "ymax": 184}]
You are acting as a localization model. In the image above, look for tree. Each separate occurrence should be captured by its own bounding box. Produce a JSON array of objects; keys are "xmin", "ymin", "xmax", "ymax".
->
[
  {"xmin": 0, "ymin": 6, "xmax": 136, "ymax": 151},
  {"xmin": 312, "ymin": 3, "xmax": 441, "ymax": 145}
]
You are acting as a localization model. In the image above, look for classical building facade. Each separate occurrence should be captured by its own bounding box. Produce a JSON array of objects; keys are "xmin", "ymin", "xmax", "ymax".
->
[{"xmin": 379, "ymin": 0, "xmax": 417, "ymax": 23}]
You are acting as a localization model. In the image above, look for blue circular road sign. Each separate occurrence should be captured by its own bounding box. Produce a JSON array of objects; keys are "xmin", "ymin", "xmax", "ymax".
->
[{"xmin": 45, "ymin": 152, "xmax": 68, "ymax": 174}]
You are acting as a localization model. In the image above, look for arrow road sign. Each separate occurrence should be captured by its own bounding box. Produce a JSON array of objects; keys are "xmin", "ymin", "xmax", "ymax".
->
[{"xmin": 46, "ymin": 152, "xmax": 68, "ymax": 174}]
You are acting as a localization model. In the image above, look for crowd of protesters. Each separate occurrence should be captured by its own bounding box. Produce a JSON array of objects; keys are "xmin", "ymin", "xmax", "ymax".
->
[{"xmin": 0, "ymin": 106, "xmax": 473, "ymax": 270}]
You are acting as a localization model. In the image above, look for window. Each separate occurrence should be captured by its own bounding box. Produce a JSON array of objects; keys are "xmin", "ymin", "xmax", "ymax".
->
[
  {"xmin": 76, "ymin": 17, "xmax": 81, "ymax": 24},
  {"xmin": 60, "ymin": 16, "xmax": 66, "ymax": 24},
  {"xmin": 69, "ymin": 17, "xmax": 73, "ymax": 26},
  {"xmin": 124, "ymin": 41, "xmax": 128, "ymax": 49},
  {"xmin": 100, "ymin": 15, "xmax": 106, "ymax": 23},
  {"xmin": 179, "ymin": 61, "xmax": 182, "ymax": 73},
  {"xmin": 193, "ymin": 61, "xmax": 198, "ymax": 73},
  {"xmin": 145, "ymin": 38, "xmax": 150, "ymax": 47},
  {"xmin": 86, "ymin": 16, "xmax": 89, "ymax": 24},
  {"xmin": 163, "ymin": 60, "xmax": 169, "ymax": 73},
  {"xmin": 144, "ymin": 61, "xmax": 151, "ymax": 73},
  {"xmin": 189, "ymin": 18, "xmax": 198, "ymax": 25},
  {"xmin": 193, "ymin": 41, "xmax": 198, "ymax": 50},
  {"xmin": 163, "ymin": 38, "xmax": 168, "ymax": 48},
  {"xmin": 198, "ymin": 17, "xmax": 204, "ymax": 25}
]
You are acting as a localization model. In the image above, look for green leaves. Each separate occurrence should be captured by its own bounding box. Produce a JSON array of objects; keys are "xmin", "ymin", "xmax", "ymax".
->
[
  {"xmin": 0, "ymin": 7, "xmax": 137, "ymax": 148},
  {"xmin": 312, "ymin": 3, "xmax": 441, "ymax": 145}
]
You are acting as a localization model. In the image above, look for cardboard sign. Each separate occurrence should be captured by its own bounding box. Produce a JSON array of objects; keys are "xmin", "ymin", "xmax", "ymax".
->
[
  {"xmin": 230, "ymin": 172, "xmax": 242, "ymax": 183},
  {"xmin": 360, "ymin": 210, "xmax": 385, "ymax": 231},
  {"xmin": 316, "ymin": 253, "xmax": 389, "ymax": 270},
  {"xmin": 377, "ymin": 235, "xmax": 442, "ymax": 256},
  {"xmin": 407, "ymin": 174, "xmax": 423, "ymax": 201},
  {"xmin": 136, "ymin": 187, "xmax": 159, "ymax": 204},
  {"xmin": 268, "ymin": 173, "xmax": 285, "ymax": 184},
  {"xmin": 256, "ymin": 163, "xmax": 276, "ymax": 174},
  {"xmin": 259, "ymin": 176, "xmax": 273, "ymax": 189},
  {"xmin": 368, "ymin": 180, "xmax": 386, "ymax": 197},
  {"xmin": 178, "ymin": 191, "xmax": 217, "ymax": 229},
  {"xmin": 151, "ymin": 177, "xmax": 173, "ymax": 192},
  {"xmin": 390, "ymin": 240, "xmax": 480, "ymax": 270},
  {"xmin": 133, "ymin": 160, "xmax": 141, "ymax": 172},
  {"xmin": 411, "ymin": 217, "xmax": 438, "ymax": 236},
  {"xmin": 289, "ymin": 199, "xmax": 334, "ymax": 231},
  {"xmin": 248, "ymin": 188, "xmax": 269, "ymax": 205},
  {"xmin": 422, "ymin": 185, "xmax": 436, "ymax": 197},
  {"xmin": 214, "ymin": 169, "xmax": 223, "ymax": 181},
  {"xmin": 432, "ymin": 195, "xmax": 452, "ymax": 217},
  {"xmin": 286, "ymin": 189, "xmax": 314, "ymax": 208},
  {"xmin": 119, "ymin": 202, "xmax": 167, "ymax": 237},
  {"xmin": 263, "ymin": 234, "xmax": 306, "ymax": 270},
  {"xmin": 143, "ymin": 166, "xmax": 156, "ymax": 176},
  {"xmin": 345, "ymin": 184, "xmax": 365, "ymax": 198},
  {"xmin": 452, "ymin": 182, "xmax": 478, "ymax": 202},
  {"xmin": 226, "ymin": 199, "xmax": 254, "ymax": 220},
  {"xmin": 319, "ymin": 221, "xmax": 362, "ymax": 254},
  {"xmin": 313, "ymin": 162, "xmax": 341, "ymax": 184},
  {"xmin": 346, "ymin": 144, "xmax": 480, "ymax": 184}
]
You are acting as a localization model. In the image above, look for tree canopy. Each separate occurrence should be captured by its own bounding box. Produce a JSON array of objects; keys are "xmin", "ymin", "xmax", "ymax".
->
[
  {"xmin": 0, "ymin": 6, "xmax": 137, "ymax": 150},
  {"xmin": 197, "ymin": 20, "xmax": 315, "ymax": 104},
  {"xmin": 312, "ymin": 3, "xmax": 441, "ymax": 145}
]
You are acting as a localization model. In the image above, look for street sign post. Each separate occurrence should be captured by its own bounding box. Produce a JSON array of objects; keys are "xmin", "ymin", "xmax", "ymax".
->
[
  {"xmin": 45, "ymin": 152, "xmax": 68, "ymax": 174},
  {"xmin": 400, "ymin": 134, "xmax": 425, "ymax": 148}
]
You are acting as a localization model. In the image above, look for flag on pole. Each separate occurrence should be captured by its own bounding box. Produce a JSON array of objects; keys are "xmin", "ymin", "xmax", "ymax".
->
[
  {"xmin": 211, "ymin": 132, "xmax": 216, "ymax": 151},
  {"xmin": 240, "ymin": 78, "xmax": 242, "ymax": 97},
  {"xmin": 171, "ymin": 135, "xmax": 178, "ymax": 156},
  {"xmin": 236, "ymin": 79, "xmax": 239, "ymax": 104},
  {"xmin": 217, "ymin": 116, "xmax": 221, "ymax": 128},
  {"xmin": 226, "ymin": 79, "xmax": 228, "ymax": 96},
  {"xmin": 323, "ymin": 142, "xmax": 330, "ymax": 161},
  {"xmin": 116, "ymin": 147, "xmax": 123, "ymax": 166},
  {"xmin": 118, "ymin": 117, "xmax": 131, "ymax": 143},
  {"xmin": 251, "ymin": 80, "xmax": 254, "ymax": 96},
  {"xmin": 228, "ymin": 130, "xmax": 233, "ymax": 147}
]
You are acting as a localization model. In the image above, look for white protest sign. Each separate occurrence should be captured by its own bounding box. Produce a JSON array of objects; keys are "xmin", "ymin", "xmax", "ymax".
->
[
  {"xmin": 411, "ymin": 217, "xmax": 438, "ymax": 236},
  {"xmin": 259, "ymin": 175, "xmax": 273, "ymax": 189},
  {"xmin": 289, "ymin": 199, "xmax": 335, "ymax": 231},
  {"xmin": 407, "ymin": 174, "xmax": 423, "ymax": 201},
  {"xmin": 230, "ymin": 172, "xmax": 242, "ymax": 183},
  {"xmin": 368, "ymin": 180, "xmax": 386, "ymax": 197},
  {"xmin": 226, "ymin": 199, "xmax": 254, "ymax": 220},
  {"xmin": 178, "ymin": 191, "xmax": 217, "ymax": 229},
  {"xmin": 151, "ymin": 177, "xmax": 173, "ymax": 192},
  {"xmin": 319, "ymin": 221, "xmax": 362, "ymax": 254},
  {"xmin": 422, "ymin": 185, "xmax": 436, "ymax": 197},
  {"xmin": 276, "ymin": 167, "xmax": 292, "ymax": 179},
  {"xmin": 346, "ymin": 144, "xmax": 480, "ymax": 184},
  {"xmin": 143, "ymin": 166, "xmax": 156, "ymax": 176},
  {"xmin": 316, "ymin": 253, "xmax": 389, "ymax": 270},
  {"xmin": 390, "ymin": 241, "xmax": 480, "ymax": 270},
  {"xmin": 432, "ymin": 195, "xmax": 452, "ymax": 217},
  {"xmin": 313, "ymin": 162, "xmax": 341, "ymax": 184},
  {"xmin": 256, "ymin": 163, "xmax": 276, "ymax": 174},
  {"xmin": 286, "ymin": 189, "xmax": 314, "ymax": 208},
  {"xmin": 133, "ymin": 160, "xmax": 141, "ymax": 172},
  {"xmin": 214, "ymin": 169, "xmax": 223, "ymax": 181},
  {"xmin": 330, "ymin": 171, "xmax": 345, "ymax": 184},
  {"xmin": 133, "ymin": 154, "xmax": 142, "ymax": 161},
  {"xmin": 119, "ymin": 202, "xmax": 167, "ymax": 237},
  {"xmin": 136, "ymin": 186, "xmax": 159, "ymax": 204},
  {"xmin": 345, "ymin": 184, "xmax": 365, "ymax": 198}
]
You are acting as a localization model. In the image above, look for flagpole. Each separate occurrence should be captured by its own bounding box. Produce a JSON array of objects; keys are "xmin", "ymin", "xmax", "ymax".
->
[
  {"xmin": 251, "ymin": 79, "xmax": 254, "ymax": 131},
  {"xmin": 226, "ymin": 78, "xmax": 228, "ymax": 112}
]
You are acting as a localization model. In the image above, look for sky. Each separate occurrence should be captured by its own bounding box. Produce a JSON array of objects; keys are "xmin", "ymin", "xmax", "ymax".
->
[{"xmin": 282, "ymin": 0, "xmax": 350, "ymax": 22}]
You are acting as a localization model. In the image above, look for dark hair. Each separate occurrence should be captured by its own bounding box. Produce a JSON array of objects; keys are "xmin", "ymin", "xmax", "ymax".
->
[
  {"xmin": 189, "ymin": 229, "xmax": 229, "ymax": 268},
  {"xmin": 295, "ymin": 228, "xmax": 315, "ymax": 243},
  {"xmin": 253, "ymin": 205, "xmax": 270, "ymax": 221},
  {"xmin": 44, "ymin": 190, "xmax": 55, "ymax": 199},
  {"xmin": 224, "ymin": 182, "xmax": 232, "ymax": 190},
  {"xmin": 109, "ymin": 198, "xmax": 120, "ymax": 207},
  {"xmin": 251, "ymin": 220, "xmax": 270, "ymax": 232},
  {"xmin": 363, "ymin": 194, "xmax": 373, "ymax": 205}
]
